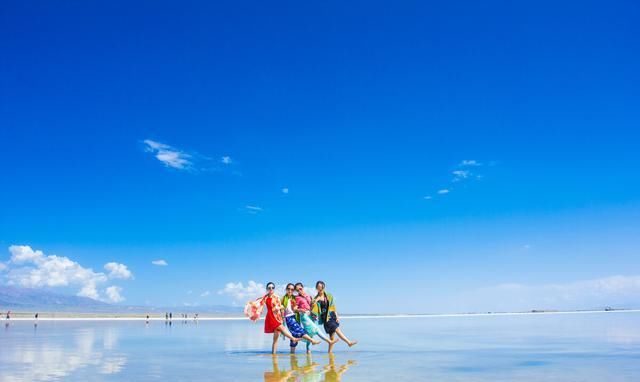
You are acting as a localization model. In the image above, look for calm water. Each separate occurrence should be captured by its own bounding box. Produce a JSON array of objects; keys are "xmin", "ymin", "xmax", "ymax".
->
[{"xmin": 1, "ymin": 312, "xmax": 639, "ymax": 381}]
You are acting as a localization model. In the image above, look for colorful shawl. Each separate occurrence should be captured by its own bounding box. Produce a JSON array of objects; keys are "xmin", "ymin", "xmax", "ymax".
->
[
  {"xmin": 245, "ymin": 294, "xmax": 283, "ymax": 323},
  {"xmin": 311, "ymin": 292, "xmax": 336, "ymax": 324}
]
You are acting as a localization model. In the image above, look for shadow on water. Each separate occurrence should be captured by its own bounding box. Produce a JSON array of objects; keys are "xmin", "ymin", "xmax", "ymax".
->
[{"xmin": 263, "ymin": 353, "xmax": 356, "ymax": 382}]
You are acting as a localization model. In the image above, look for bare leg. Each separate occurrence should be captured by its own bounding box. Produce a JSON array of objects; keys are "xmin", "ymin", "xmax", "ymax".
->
[
  {"xmin": 272, "ymin": 331, "xmax": 279, "ymax": 354},
  {"xmin": 302, "ymin": 334, "xmax": 321, "ymax": 345},
  {"xmin": 328, "ymin": 332, "xmax": 336, "ymax": 353},
  {"xmin": 335, "ymin": 328, "xmax": 357, "ymax": 347},
  {"xmin": 277, "ymin": 325, "xmax": 300, "ymax": 342}
]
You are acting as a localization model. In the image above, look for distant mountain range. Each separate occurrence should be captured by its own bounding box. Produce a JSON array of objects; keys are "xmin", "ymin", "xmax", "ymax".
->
[
  {"xmin": 0, "ymin": 286, "xmax": 242, "ymax": 314},
  {"xmin": 0, "ymin": 286, "xmax": 111, "ymax": 311}
]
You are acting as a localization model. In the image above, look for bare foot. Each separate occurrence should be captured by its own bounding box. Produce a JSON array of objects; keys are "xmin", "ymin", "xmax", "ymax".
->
[
  {"xmin": 311, "ymin": 339, "xmax": 321, "ymax": 345},
  {"xmin": 330, "ymin": 338, "xmax": 339, "ymax": 344},
  {"xmin": 348, "ymin": 340, "xmax": 358, "ymax": 347}
]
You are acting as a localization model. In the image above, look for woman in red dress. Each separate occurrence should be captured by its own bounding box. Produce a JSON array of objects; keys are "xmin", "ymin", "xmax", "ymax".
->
[{"xmin": 259, "ymin": 282, "xmax": 300, "ymax": 354}]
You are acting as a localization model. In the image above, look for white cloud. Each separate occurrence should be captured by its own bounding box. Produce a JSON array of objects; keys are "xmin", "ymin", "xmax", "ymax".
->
[
  {"xmin": 437, "ymin": 189, "xmax": 450, "ymax": 195},
  {"xmin": 452, "ymin": 170, "xmax": 471, "ymax": 182},
  {"xmin": 143, "ymin": 139, "xmax": 193, "ymax": 170},
  {"xmin": 281, "ymin": 187, "xmax": 289, "ymax": 194},
  {"xmin": 221, "ymin": 156, "xmax": 232, "ymax": 165},
  {"xmin": 0, "ymin": 262, "xmax": 6, "ymax": 271},
  {"xmin": 3, "ymin": 245, "xmax": 131, "ymax": 302},
  {"xmin": 218, "ymin": 280, "xmax": 265, "ymax": 302},
  {"xmin": 104, "ymin": 262, "xmax": 133, "ymax": 280},
  {"xmin": 423, "ymin": 196, "xmax": 432, "ymax": 200},
  {"xmin": 105, "ymin": 286, "xmax": 124, "ymax": 303},
  {"xmin": 245, "ymin": 205, "xmax": 263, "ymax": 214},
  {"xmin": 460, "ymin": 159, "xmax": 481, "ymax": 166},
  {"xmin": 9, "ymin": 245, "xmax": 45, "ymax": 263},
  {"xmin": 200, "ymin": 290, "xmax": 211, "ymax": 297},
  {"xmin": 151, "ymin": 259, "xmax": 168, "ymax": 266}
]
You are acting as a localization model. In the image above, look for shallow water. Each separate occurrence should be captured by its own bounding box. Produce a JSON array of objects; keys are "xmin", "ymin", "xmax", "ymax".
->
[{"xmin": 1, "ymin": 312, "xmax": 639, "ymax": 381}]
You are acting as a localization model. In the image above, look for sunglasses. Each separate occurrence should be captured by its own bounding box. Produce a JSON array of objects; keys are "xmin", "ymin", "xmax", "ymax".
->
[
  {"xmin": 286, "ymin": 287, "xmax": 294, "ymax": 291},
  {"xmin": 267, "ymin": 286, "xmax": 275, "ymax": 290}
]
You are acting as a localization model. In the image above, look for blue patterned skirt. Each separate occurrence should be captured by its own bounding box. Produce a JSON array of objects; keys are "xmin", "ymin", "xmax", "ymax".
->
[{"xmin": 285, "ymin": 315, "xmax": 306, "ymax": 347}]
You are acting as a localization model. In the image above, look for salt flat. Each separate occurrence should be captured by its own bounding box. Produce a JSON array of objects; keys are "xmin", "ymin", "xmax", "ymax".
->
[{"xmin": 1, "ymin": 311, "xmax": 639, "ymax": 381}]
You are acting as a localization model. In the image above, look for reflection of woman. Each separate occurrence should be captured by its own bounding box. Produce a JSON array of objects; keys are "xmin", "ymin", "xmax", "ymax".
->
[
  {"xmin": 289, "ymin": 354, "xmax": 321, "ymax": 382},
  {"xmin": 259, "ymin": 282, "xmax": 300, "ymax": 354},
  {"xmin": 263, "ymin": 355, "xmax": 295, "ymax": 382},
  {"xmin": 322, "ymin": 354, "xmax": 357, "ymax": 382},
  {"xmin": 263, "ymin": 353, "xmax": 355, "ymax": 382},
  {"xmin": 312, "ymin": 281, "xmax": 357, "ymax": 353},
  {"xmin": 295, "ymin": 283, "xmax": 336, "ymax": 349},
  {"xmin": 282, "ymin": 283, "xmax": 321, "ymax": 353}
]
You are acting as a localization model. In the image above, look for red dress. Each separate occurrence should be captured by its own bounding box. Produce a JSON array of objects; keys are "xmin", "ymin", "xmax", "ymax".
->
[{"xmin": 264, "ymin": 295, "xmax": 282, "ymax": 333}]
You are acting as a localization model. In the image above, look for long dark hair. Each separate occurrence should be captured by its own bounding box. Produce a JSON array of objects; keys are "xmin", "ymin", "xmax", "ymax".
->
[{"xmin": 314, "ymin": 280, "xmax": 326, "ymax": 300}]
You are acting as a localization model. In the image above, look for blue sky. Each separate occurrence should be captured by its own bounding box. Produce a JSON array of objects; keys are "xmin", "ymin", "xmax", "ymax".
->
[{"xmin": 1, "ymin": 1, "xmax": 639, "ymax": 313}]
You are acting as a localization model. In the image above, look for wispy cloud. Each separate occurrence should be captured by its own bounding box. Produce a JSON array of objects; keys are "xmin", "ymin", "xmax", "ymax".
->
[
  {"xmin": 281, "ymin": 187, "xmax": 289, "ymax": 194},
  {"xmin": 425, "ymin": 159, "xmax": 488, "ymax": 200},
  {"xmin": 143, "ymin": 139, "xmax": 238, "ymax": 175},
  {"xmin": 3, "ymin": 245, "xmax": 132, "ymax": 302},
  {"xmin": 200, "ymin": 290, "xmax": 211, "ymax": 297},
  {"xmin": 218, "ymin": 280, "xmax": 265, "ymax": 302},
  {"xmin": 151, "ymin": 259, "xmax": 168, "ymax": 266},
  {"xmin": 452, "ymin": 170, "xmax": 471, "ymax": 182},
  {"xmin": 460, "ymin": 159, "xmax": 481, "ymax": 167},
  {"xmin": 245, "ymin": 205, "xmax": 263, "ymax": 214},
  {"xmin": 452, "ymin": 159, "xmax": 484, "ymax": 183},
  {"xmin": 143, "ymin": 140, "xmax": 193, "ymax": 170}
]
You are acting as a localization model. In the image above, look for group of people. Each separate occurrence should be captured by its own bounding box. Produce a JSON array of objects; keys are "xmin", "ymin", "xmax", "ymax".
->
[{"xmin": 246, "ymin": 281, "xmax": 357, "ymax": 354}]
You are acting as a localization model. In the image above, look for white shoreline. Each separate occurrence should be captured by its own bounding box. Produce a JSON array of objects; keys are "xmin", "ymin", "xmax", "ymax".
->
[{"xmin": 6, "ymin": 309, "xmax": 640, "ymax": 321}]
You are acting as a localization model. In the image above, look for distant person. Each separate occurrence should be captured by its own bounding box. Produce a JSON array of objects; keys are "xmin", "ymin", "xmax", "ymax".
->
[
  {"xmin": 313, "ymin": 281, "xmax": 357, "ymax": 353},
  {"xmin": 5, "ymin": 311, "xmax": 10, "ymax": 320},
  {"xmin": 35, "ymin": 313, "xmax": 39, "ymax": 320},
  {"xmin": 165, "ymin": 312, "xmax": 168, "ymax": 320},
  {"xmin": 169, "ymin": 312, "xmax": 172, "ymax": 320}
]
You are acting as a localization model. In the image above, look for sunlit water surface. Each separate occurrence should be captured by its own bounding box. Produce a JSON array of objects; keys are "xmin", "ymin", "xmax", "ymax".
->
[{"xmin": 1, "ymin": 312, "xmax": 639, "ymax": 381}]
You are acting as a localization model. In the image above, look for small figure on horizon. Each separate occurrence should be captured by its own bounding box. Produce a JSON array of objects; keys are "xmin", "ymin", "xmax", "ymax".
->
[
  {"xmin": 5, "ymin": 311, "xmax": 10, "ymax": 320},
  {"xmin": 165, "ymin": 312, "xmax": 168, "ymax": 321},
  {"xmin": 169, "ymin": 312, "xmax": 172, "ymax": 320},
  {"xmin": 35, "ymin": 313, "xmax": 39, "ymax": 320}
]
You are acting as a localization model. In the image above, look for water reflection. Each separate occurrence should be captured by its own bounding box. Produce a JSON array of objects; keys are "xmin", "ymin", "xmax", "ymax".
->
[
  {"xmin": 0, "ymin": 325, "xmax": 127, "ymax": 381},
  {"xmin": 264, "ymin": 354, "xmax": 356, "ymax": 382}
]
